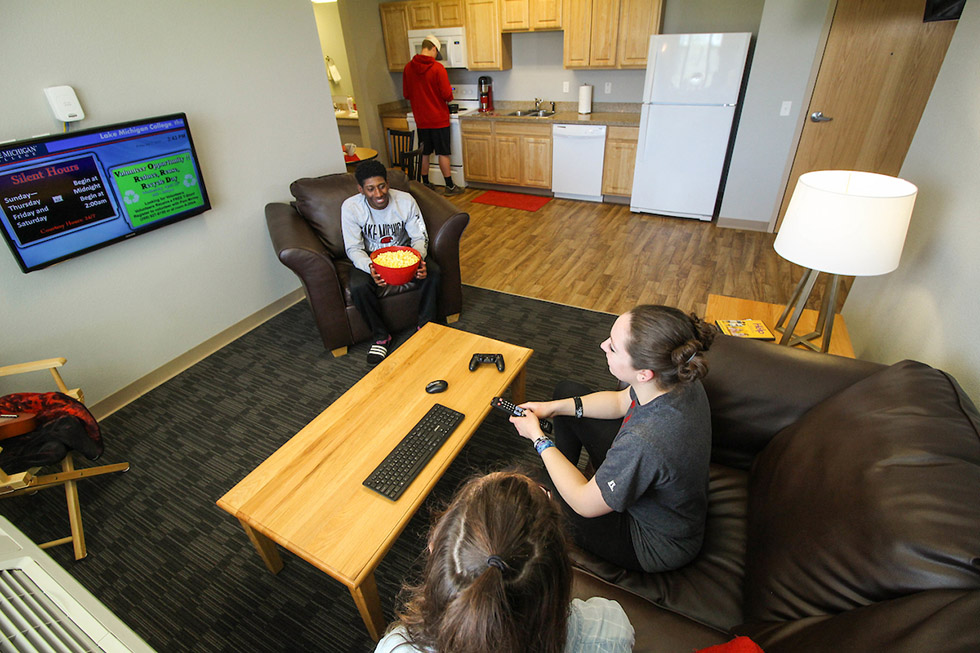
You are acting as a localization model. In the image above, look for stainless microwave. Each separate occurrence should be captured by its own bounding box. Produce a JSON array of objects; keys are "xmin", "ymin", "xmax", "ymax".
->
[{"xmin": 407, "ymin": 28, "xmax": 467, "ymax": 69}]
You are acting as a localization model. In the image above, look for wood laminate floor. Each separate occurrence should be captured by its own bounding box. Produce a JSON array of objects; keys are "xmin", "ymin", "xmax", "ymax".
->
[{"xmin": 452, "ymin": 188, "xmax": 850, "ymax": 318}]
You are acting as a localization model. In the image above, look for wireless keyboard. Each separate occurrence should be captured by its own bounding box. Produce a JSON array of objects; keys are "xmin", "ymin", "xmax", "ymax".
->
[{"xmin": 363, "ymin": 403, "xmax": 465, "ymax": 501}]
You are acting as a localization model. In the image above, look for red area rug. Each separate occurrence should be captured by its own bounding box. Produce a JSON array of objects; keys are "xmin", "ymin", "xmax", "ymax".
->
[{"xmin": 471, "ymin": 190, "xmax": 552, "ymax": 212}]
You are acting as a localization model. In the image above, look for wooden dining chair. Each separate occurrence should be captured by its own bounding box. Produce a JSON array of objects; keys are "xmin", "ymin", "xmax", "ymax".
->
[
  {"xmin": 386, "ymin": 128, "xmax": 414, "ymax": 172},
  {"xmin": 0, "ymin": 357, "xmax": 130, "ymax": 560},
  {"xmin": 401, "ymin": 146, "xmax": 425, "ymax": 182}
]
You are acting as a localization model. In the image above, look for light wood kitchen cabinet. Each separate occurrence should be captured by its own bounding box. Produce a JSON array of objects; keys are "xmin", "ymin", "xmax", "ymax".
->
[
  {"xmin": 408, "ymin": 0, "xmax": 437, "ymax": 28},
  {"xmin": 563, "ymin": 0, "xmax": 663, "ymax": 69},
  {"xmin": 381, "ymin": 0, "xmax": 465, "ymax": 71},
  {"xmin": 500, "ymin": 0, "xmax": 562, "ymax": 31},
  {"xmin": 381, "ymin": 2, "xmax": 412, "ymax": 72},
  {"xmin": 436, "ymin": 0, "xmax": 465, "ymax": 26},
  {"xmin": 462, "ymin": 121, "xmax": 551, "ymax": 188},
  {"xmin": 494, "ymin": 123, "xmax": 552, "ymax": 188},
  {"xmin": 617, "ymin": 0, "xmax": 664, "ymax": 67},
  {"xmin": 465, "ymin": 0, "xmax": 512, "ymax": 70},
  {"xmin": 601, "ymin": 126, "xmax": 639, "ymax": 197},
  {"xmin": 461, "ymin": 121, "xmax": 495, "ymax": 182}
]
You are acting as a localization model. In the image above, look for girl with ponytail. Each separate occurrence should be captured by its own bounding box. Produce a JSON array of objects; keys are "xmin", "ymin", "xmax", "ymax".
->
[
  {"xmin": 509, "ymin": 305, "xmax": 716, "ymax": 574},
  {"xmin": 375, "ymin": 471, "xmax": 634, "ymax": 653}
]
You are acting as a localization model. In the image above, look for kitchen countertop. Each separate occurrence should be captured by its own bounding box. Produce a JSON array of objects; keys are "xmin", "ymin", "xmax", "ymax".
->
[
  {"xmin": 460, "ymin": 110, "xmax": 640, "ymax": 128},
  {"xmin": 378, "ymin": 102, "xmax": 641, "ymax": 128}
]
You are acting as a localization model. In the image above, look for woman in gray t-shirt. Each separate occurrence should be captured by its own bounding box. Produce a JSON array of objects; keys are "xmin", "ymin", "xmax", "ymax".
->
[{"xmin": 509, "ymin": 305, "xmax": 716, "ymax": 572}]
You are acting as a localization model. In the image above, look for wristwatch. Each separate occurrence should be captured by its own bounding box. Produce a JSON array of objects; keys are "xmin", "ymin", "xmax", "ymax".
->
[{"xmin": 573, "ymin": 396, "xmax": 584, "ymax": 419}]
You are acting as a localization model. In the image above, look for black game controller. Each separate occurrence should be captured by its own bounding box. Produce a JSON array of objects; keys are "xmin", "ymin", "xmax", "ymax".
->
[
  {"xmin": 469, "ymin": 353, "xmax": 505, "ymax": 372},
  {"xmin": 490, "ymin": 396, "xmax": 553, "ymax": 434}
]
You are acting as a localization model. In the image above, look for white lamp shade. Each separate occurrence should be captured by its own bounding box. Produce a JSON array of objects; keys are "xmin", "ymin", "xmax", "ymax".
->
[{"xmin": 774, "ymin": 170, "xmax": 917, "ymax": 276}]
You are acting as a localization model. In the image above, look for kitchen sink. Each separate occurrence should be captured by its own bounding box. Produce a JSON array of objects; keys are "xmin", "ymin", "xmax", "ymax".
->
[{"xmin": 506, "ymin": 109, "xmax": 556, "ymax": 118}]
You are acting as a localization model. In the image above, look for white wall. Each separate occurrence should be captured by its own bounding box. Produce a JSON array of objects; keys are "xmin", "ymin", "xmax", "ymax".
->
[
  {"xmin": 718, "ymin": 0, "xmax": 835, "ymax": 230},
  {"xmin": 844, "ymin": 1, "xmax": 980, "ymax": 403},
  {"xmin": 0, "ymin": 1, "xmax": 344, "ymax": 406}
]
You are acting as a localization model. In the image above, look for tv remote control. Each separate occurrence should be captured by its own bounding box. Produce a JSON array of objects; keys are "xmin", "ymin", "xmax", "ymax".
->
[{"xmin": 490, "ymin": 396, "xmax": 553, "ymax": 434}]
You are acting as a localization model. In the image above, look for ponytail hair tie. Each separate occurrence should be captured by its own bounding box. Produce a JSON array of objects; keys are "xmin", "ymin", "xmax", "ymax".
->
[{"xmin": 487, "ymin": 555, "xmax": 507, "ymax": 571}]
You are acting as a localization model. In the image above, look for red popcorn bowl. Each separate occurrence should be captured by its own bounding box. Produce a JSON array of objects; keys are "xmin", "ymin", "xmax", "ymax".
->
[{"xmin": 370, "ymin": 246, "xmax": 421, "ymax": 285}]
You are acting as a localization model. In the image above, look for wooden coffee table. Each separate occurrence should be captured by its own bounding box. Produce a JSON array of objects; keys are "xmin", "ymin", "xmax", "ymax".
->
[
  {"xmin": 216, "ymin": 323, "xmax": 533, "ymax": 641},
  {"xmin": 705, "ymin": 294, "xmax": 855, "ymax": 358}
]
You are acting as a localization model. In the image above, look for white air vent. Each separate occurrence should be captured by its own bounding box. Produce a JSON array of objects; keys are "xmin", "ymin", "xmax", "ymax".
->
[{"xmin": 0, "ymin": 519, "xmax": 154, "ymax": 652}]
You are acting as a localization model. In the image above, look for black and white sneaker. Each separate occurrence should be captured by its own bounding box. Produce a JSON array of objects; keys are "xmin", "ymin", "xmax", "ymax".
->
[
  {"xmin": 443, "ymin": 184, "xmax": 464, "ymax": 197},
  {"xmin": 367, "ymin": 337, "xmax": 391, "ymax": 365}
]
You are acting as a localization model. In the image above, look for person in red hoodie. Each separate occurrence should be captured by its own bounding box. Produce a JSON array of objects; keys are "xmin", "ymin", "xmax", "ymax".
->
[{"xmin": 403, "ymin": 35, "xmax": 463, "ymax": 196}]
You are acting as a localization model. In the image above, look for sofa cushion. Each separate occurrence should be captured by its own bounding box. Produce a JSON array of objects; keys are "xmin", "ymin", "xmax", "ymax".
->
[
  {"xmin": 743, "ymin": 360, "xmax": 980, "ymax": 623},
  {"xmin": 571, "ymin": 464, "xmax": 748, "ymax": 631},
  {"xmin": 702, "ymin": 335, "xmax": 882, "ymax": 470},
  {"xmin": 290, "ymin": 168, "xmax": 412, "ymax": 259}
]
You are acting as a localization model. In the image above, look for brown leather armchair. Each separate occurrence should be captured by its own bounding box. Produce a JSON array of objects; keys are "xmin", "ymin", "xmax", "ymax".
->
[{"xmin": 265, "ymin": 169, "xmax": 469, "ymax": 356}]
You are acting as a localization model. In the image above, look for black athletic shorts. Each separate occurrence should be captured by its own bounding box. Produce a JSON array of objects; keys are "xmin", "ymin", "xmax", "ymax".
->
[{"xmin": 417, "ymin": 126, "xmax": 451, "ymax": 156}]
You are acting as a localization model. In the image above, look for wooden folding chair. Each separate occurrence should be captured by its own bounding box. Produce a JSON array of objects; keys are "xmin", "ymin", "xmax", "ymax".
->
[{"xmin": 0, "ymin": 357, "xmax": 129, "ymax": 560}]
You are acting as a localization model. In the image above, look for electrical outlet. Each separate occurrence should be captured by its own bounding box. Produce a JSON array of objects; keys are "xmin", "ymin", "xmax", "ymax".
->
[
  {"xmin": 563, "ymin": 81, "xmax": 570, "ymax": 93},
  {"xmin": 780, "ymin": 100, "xmax": 792, "ymax": 116},
  {"xmin": 604, "ymin": 82, "xmax": 612, "ymax": 94}
]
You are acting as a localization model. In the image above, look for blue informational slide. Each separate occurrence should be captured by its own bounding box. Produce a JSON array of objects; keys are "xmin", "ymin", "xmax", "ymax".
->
[{"xmin": 0, "ymin": 113, "xmax": 210, "ymax": 272}]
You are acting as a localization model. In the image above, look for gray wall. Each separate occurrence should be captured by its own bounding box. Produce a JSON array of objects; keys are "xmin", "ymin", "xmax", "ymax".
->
[
  {"xmin": 718, "ymin": 0, "xmax": 835, "ymax": 230},
  {"xmin": 844, "ymin": 1, "xmax": 980, "ymax": 403},
  {"xmin": 0, "ymin": 1, "xmax": 343, "ymax": 406}
]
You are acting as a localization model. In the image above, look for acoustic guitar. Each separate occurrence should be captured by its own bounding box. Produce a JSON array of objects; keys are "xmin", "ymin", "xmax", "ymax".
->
[{"xmin": 0, "ymin": 413, "xmax": 37, "ymax": 441}]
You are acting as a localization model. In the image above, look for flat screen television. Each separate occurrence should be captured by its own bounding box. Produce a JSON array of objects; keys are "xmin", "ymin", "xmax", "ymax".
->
[{"xmin": 0, "ymin": 113, "xmax": 210, "ymax": 273}]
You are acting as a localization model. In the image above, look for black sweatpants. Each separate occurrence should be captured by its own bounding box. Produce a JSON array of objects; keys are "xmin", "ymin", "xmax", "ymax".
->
[
  {"xmin": 541, "ymin": 380, "xmax": 644, "ymax": 571},
  {"xmin": 348, "ymin": 256, "xmax": 441, "ymax": 341}
]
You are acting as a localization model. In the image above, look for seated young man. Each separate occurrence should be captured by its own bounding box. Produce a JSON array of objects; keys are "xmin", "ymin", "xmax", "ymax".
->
[{"xmin": 341, "ymin": 160, "xmax": 441, "ymax": 365}]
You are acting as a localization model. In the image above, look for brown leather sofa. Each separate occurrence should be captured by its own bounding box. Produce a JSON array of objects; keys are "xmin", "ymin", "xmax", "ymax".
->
[
  {"xmin": 571, "ymin": 335, "xmax": 980, "ymax": 652},
  {"xmin": 265, "ymin": 169, "xmax": 469, "ymax": 356}
]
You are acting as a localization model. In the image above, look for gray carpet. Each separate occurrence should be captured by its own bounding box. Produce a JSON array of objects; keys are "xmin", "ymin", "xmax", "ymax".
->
[{"xmin": 0, "ymin": 286, "xmax": 618, "ymax": 652}]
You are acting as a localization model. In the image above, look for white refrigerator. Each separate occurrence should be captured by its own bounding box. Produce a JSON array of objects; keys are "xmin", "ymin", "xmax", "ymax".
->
[{"xmin": 630, "ymin": 33, "xmax": 751, "ymax": 221}]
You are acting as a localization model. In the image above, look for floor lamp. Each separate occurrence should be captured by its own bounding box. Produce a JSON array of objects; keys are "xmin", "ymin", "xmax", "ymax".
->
[{"xmin": 773, "ymin": 170, "xmax": 917, "ymax": 352}]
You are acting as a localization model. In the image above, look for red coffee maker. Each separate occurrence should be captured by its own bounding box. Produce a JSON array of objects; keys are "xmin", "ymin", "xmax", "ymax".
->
[{"xmin": 478, "ymin": 76, "xmax": 494, "ymax": 113}]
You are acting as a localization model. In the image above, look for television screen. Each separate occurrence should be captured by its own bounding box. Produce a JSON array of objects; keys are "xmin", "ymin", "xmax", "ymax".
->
[{"xmin": 0, "ymin": 113, "xmax": 210, "ymax": 273}]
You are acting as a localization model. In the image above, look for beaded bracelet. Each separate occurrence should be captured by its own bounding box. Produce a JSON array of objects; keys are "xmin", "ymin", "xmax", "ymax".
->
[{"xmin": 534, "ymin": 436, "xmax": 555, "ymax": 455}]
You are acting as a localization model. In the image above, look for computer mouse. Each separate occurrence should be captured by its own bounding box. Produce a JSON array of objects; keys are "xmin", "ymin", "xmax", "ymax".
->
[{"xmin": 425, "ymin": 379, "xmax": 449, "ymax": 394}]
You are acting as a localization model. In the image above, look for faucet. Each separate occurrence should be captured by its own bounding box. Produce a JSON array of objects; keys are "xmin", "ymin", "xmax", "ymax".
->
[
  {"xmin": 551, "ymin": 101, "xmax": 556, "ymax": 112},
  {"xmin": 534, "ymin": 97, "xmax": 542, "ymax": 110}
]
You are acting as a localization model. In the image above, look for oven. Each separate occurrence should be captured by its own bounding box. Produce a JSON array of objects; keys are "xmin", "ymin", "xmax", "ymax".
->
[{"xmin": 406, "ymin": 84, "xmax": 478, "ymax": 188}]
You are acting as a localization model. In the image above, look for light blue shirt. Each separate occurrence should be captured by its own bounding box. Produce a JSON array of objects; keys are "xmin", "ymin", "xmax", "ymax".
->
[{"xmin": 374, "ymin": 597, "xmax": 634, "ymax": 652}]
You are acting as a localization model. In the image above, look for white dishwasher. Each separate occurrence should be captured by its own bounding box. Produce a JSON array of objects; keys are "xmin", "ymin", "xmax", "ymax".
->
[{"xmin": 551, "ymin": 123, "xmax": 607, "ymax": 202}]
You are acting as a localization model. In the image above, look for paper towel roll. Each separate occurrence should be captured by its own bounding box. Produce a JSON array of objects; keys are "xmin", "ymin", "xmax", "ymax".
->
[{"xmin": 578, "ymin": 84, "xmax": 593, "ymax": 114}]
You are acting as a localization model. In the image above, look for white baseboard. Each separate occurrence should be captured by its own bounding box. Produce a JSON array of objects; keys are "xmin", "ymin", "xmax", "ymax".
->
[{"xmin": 89, "ymin": 288, "xmax": 305, "ymax": 420}]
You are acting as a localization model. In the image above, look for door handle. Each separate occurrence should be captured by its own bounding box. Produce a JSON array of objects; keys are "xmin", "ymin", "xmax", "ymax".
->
[{"xmin": 810, "ymin": 111, "xmax": 834, "ymax": 123}]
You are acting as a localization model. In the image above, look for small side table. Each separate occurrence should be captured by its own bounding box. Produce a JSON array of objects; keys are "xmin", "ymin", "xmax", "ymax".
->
[
  {"xmin": 344, "ymin": 147, "xmax": 378, "ymax": 169},
  {"xmin": 705, "ymin": 294, "xmax": 855, "ymax": 358}
]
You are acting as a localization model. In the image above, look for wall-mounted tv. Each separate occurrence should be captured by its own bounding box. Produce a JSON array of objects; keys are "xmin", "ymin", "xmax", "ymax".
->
[{"xmin": 0, "ymin": 113, "xmax": 210, "ymax": 273}]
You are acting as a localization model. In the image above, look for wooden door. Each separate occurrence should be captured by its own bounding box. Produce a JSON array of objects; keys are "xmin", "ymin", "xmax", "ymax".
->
[
  {"xmin": 465, "ymin": 0, "xmax": 509, "ymax": 69},
  {"xmin": 776, "ymin": 0, "xmax": 956, "ymax": 229}
]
